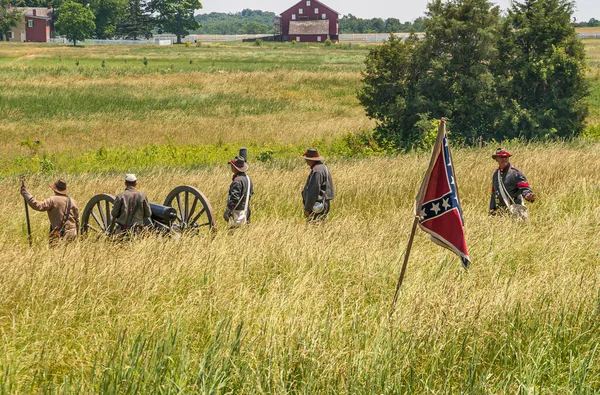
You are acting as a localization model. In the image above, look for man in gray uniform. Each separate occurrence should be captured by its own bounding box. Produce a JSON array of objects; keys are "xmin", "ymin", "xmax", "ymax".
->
[
  {"xmin": 110, "ymin": 174, "xmax": 152, "ymax": 234},
  {"xmin": 223, "ymin": 156, "xmax": 254, "ymax": 225},
  {"xmin": 489, "ymin": 148, "xmax": 536, "ymax": 215},
  {"xmin": 302, "ymin": 148, "xmax": 335, "ymax": 221}
]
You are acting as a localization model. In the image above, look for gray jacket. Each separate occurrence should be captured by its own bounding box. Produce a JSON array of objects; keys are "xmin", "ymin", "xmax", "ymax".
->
[
  {"xmin": 227, "ymin": 173, "xmax": 253, "ymax": 211},
  {"xmin": 302, "ymin": 162, "xmax": 335, "ymax": 212},
  {"xmin": 111, "ymin": 186, "xmax": 152, "ymax": 227},
  {"xmin": 489, "ymin": 164, "xmax": 533, "ymax": 211}
]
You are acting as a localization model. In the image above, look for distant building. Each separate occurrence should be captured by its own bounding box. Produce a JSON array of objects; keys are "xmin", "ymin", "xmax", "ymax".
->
[
  {"xmin": 278, "ymin": 0, "xmax": 339, "ymax": 43},
  {"xmin": 7, "ymin": 5, "xmax": 54, "ymax": 43}
]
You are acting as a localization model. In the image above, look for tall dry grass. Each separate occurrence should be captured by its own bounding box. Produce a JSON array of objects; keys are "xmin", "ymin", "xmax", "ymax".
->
[{"xmin": 1, "ymin": 142, "xmax": 599, "ymax": 392}]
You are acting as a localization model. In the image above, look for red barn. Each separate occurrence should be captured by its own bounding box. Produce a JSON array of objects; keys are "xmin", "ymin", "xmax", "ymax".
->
[{"xmin": 279, "ymin": 0, "xmax": 339, "ymax": 43}]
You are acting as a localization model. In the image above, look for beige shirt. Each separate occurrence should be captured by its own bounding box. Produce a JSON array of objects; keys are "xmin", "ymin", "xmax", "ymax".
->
[
  {"xmin": 111, "ymin": 186, "xmax": 152, "ymax": 227},
  {"xmin": 22, "ymin": 190, "xmax": 80, "ymax": 237}
]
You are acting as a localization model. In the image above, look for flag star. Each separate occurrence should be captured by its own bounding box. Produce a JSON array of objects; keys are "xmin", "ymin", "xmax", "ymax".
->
[
  {"xmin": 450, "ymin": 176, "xmax": 455, "ymax": 185},
  {"xmin": 447, "ymin": 161, "xmax": 452, "ymax": 167},
  {"xmin": 431, "ymin": 202, "xmax": 441, "ymax": 215},
  {"xmin": 420, "ymin": 208, "xmax": 427, "ymax": 217},
  {"xmin": 442, "ymin": 198, "xmax": 451, "ymax": 210}
]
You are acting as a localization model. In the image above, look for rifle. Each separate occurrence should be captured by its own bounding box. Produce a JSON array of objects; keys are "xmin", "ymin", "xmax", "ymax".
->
[{"xmin": 20, "ymin": 175, "xmax": 32, "ymax": 247}]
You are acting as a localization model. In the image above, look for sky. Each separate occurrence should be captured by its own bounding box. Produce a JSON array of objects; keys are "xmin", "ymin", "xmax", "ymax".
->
[{"xmin": 197, "ymin": 0, "xmax": 599, "ymax": 22}]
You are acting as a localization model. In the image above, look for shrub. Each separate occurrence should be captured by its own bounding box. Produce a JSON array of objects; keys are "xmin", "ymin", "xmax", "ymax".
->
[
  {"xmin": 324, "ymin": 39, "xmax": 332, "ymax": 46},
  {"xmin": 254, "ymin": 38, "xmax": 263, "ymax": 47}
]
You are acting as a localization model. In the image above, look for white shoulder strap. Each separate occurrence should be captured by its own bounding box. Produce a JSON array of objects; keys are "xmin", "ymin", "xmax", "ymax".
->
[
  {"xmin": 497, "ymin": 170, "xmax": 515, "ymax": 207},
  {"xmin": 243, "ymin": 176, "xmax": 251, "ymax": 215}
]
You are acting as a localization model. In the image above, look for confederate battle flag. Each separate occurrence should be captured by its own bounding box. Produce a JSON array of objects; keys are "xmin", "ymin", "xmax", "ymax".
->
[{"xmin": 415, "ymin": 119, "xmax": 471, "ymax": 268}]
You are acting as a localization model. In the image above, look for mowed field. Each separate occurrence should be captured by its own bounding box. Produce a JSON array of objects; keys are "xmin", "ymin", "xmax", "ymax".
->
[{"xmin": 0, "ymin": 41, "xmax": 600, "ymax": 393}]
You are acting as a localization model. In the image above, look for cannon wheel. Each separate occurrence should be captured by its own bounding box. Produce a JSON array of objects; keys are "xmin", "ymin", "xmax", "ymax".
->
[
  {"xmin": 164, "ymin": 186, "xmax": 216, "ymax": 234},
  {"xmin": 81, "ymin": 194, "xmax": 115, "ymax": 235}
]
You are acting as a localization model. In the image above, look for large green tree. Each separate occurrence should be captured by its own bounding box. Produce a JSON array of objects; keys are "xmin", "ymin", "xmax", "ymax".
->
[
  {"xmin": 148, "ymin": 0, "xmax": 201, "ymax": 44},
  {"xmin": 55, "ymin": 0, "xmax": 95, "ymax": 46},
  {"xmin": 359, "ymin": 0, "xmax": 588, "ymax": 150},
  {"xmin": 359, "ymin": 0, "xmax": 501, "ymax": 149},
  {"xmin": 87, "ymin": 0, "xmax": 127, "ymax": 39},
  {"xmin": 494, "ymin": 0, "xmax": 588, "ymax": 139},
  {"xmin": 117, "ymin": 0, "xmax": 153, "ymax": 39},
  {"xmin": 0, "ymin": 0, "xmax": 21, "ymax": 41}
]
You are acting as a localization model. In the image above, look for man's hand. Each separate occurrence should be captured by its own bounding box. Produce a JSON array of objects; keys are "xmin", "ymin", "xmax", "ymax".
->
[
  {"xmin": 20, "ymin": 185, "xmax": 28, "ymax": 197},
  {"xmin": 223, "ymin": 208, "xmax": 232, "ymax": 222},
  {"xmin": 304, "ymin": 210, "xmax": 310, "ymax": 217},
  {"xmin": 524, "ymin": 193, "xmax": 536, "ymax": 202}
]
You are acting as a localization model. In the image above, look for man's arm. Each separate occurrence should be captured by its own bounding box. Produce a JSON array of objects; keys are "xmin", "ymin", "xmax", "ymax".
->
[
  {"xmin": 304, "ymin": 170, "xmax": 323, "ymax": 212},
  {"xmin": 143, "ymin": 196, "xmax": 152, "ymax": 218},
  {"xmin": 227, "ymin": 180, "xmax": 243, "ymax": 210},
  {"xmin": 20, "ymin": 186, "xmax": 53, "ymax": 211},
  {"xmin": 516, "ymin": 171, "xmax": 535, "ymax": 202}
]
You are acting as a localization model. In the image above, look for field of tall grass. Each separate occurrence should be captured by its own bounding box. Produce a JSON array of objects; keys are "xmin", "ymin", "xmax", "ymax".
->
[{"xmin": 0, "ymin": 41, "xmax": 600, "ymax": 393}]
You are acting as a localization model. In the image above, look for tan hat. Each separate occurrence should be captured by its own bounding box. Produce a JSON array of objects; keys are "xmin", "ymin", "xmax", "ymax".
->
[
  {"xmin": 49, "ymin": 178, "xmax": 68, "ymax": 195},
  {"xmin": 301, "ymin": 148, "xmax": 324, "ymax": 162},
  {"xmin": 125, "ymin": 174, "xmax": 137, "ymax": 182},
  {"xmin": 229, "ymin": 156, "xmax": 248, "ymax": 172}
]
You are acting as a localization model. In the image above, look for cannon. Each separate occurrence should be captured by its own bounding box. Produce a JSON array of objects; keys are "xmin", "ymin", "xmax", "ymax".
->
[{"xmin": 80, "ymin": 185, "xmax": 216, "ymax": 236}]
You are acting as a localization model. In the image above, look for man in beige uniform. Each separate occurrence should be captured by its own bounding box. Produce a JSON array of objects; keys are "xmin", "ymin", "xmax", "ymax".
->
[
  {"xmin": 20, "ymin": 178, "xmax": 79, "ymax": 241},
  {"xmin": 110, "ymin": 174, "xmax": 152, "ymax": 234}
]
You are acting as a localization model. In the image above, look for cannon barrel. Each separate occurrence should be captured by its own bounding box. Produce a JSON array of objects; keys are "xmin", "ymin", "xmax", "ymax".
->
[{"xmin": 150, "ymin": 203, "xmax": 177, "ymax": 224}]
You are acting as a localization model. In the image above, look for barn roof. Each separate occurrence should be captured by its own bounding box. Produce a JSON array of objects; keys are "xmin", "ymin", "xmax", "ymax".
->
[
  {"xmin": 289, "ymin": 20, "xmax": 330, "ymax": 35},
  {"xmin": 280, "ymin": 0, "xmax": 340, "ymax": 16}
]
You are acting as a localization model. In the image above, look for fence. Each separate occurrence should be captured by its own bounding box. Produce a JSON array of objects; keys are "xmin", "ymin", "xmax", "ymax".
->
[{"xmin": 48, "ymin": 32, "xmax": 600, "ymax": 46}]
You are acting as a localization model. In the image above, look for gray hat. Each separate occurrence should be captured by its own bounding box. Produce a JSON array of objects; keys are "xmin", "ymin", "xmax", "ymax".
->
[
  {"xmin": 229, "ymin": 156, "xmax": 248, "ymax": 172},
  {"xmin": 125, "ymin": 174, "xmax": 137, "ymax": 182}
]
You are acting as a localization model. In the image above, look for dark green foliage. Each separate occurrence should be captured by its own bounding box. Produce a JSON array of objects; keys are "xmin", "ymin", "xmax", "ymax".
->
[
  {"xmin": 359, "ymin": 0, "xmax": 589, "ymax": 150},
  {"xmin": 0, "ymin": 0, "xmax": 21, "ymax": 41},
  {"xmin": 241, "ymin": 21, "xmax": 269, "ymax": 34},
  {"xmin": 148, "ymin": 0, "xmax": 202, "ymax": 44},
  {"xmin": 55, "ymin": 0, "xmax": 96, "ymax": 46},
  {"xmin": 494, "ymin": 0, "xmax": 588, "ymax": 139},
  {"xmin": 87, "ymin": 0, "xmax": 127, "ymax": 39},
  {"xmin": 573, "ymin": 18, "xmax": 600, "ymax": 27},
  {"xmin": 340, "ymin": 14, "xmax": 426, "ymax": 33},
  {"xmin": 116, "ymin": 0, "xmax": 153, "ymax": 40},
  {"xmin": 194, "ymin": 9, "xmax": 275, "ymax": 35}
]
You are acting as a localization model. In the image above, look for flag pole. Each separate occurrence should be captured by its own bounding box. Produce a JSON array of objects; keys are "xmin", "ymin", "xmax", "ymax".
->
[{"xmin": 390, "ymin": 216, "xmax": 419, "ymax": 315}]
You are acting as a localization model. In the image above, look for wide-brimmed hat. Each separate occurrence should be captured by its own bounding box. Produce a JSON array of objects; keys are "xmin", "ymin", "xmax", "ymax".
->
[
  {"xmin": 492, "ymin": 148, "xmax": 512, "ymax": 159},
  {"xmin": 229, "ymin": 156, "xmax": 248, "ymax": 172},
  {"xmin": 301, "ymin": 148, "xmax": 324, "ymax": 162},
  {"xmin": 125, "ymin": 174, "xmax": 137, "ymax": 182},
  {"xmin": 49, "ymin": 178, "xmax": 68, "ymax": 195}
]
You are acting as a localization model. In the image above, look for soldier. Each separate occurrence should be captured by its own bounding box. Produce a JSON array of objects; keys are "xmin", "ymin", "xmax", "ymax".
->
[
  {"xmin": 489, "ymin": 148, "xmax": 536, "ymax": 217},
  {"xmin": 110, "ymin": 174, "xmax": 152, "ymax": 234},
  {"xmin": 20, "ymin": 178, "xmax": 79, "ymax": 242},
  {"xmin": 301, "ymin": 148, "xmax": 335, "ymax": 221},
  {"xmin": 223, "ymin": 156, "xmax": 254, "ymax": 227}
]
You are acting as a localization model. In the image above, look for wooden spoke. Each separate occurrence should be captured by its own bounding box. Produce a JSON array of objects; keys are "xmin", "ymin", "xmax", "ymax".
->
[
  {"xmin": 164, "ymin": 186, "xmax": 216, "ymax": 235},
  {"xmin": 81, "ymin": 194, "xmax": 115, "ymax": 235}
]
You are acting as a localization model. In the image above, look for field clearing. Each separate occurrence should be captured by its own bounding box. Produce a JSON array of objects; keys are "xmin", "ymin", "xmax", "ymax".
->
[
  {"xmin": 1, "ymin": 143, "xmax": 600, "ymax": 392},
  {"xmin": 0, "ymin": 40, "xmax": 600, "ymax": 392}
]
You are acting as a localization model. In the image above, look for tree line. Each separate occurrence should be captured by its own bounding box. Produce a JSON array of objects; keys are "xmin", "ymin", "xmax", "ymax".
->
[
  {"xmin": 195, "ymin": 9, "xmax": 275, "ymax": 35},
  {"xmin": 1, "ymin": 0, "xmax": 202, "ymax": 44},
  {"xmin": 359, "ymin": 0, "xmax": 589, "ymax": 149},
  {"xmin": 339, "ymin": 14, "xmax": 425, "ymax": 33}
]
